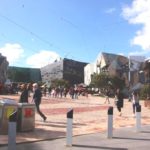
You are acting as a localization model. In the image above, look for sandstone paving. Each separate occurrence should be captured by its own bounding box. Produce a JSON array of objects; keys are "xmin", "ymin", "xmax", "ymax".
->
[{"xmin": 0, "ymin": 94, "xmax": 150, "ymax": 145}]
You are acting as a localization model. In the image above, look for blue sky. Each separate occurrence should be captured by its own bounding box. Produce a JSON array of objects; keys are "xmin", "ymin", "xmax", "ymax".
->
[{"xmin": 0, "ymin": 0, "xmax": 150, "ymax": 68}]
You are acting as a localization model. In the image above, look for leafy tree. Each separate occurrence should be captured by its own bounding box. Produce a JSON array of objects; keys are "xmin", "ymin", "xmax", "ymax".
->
[
  {"xmin": 90, "ymin": 72, "xmax": 125, "ymax": 91},
  {"xmin": 90, "ymin": 72, "xmax": 110, "ymax": 89},
  {"xmin": 140, "ymin": 85, "xmax": 150, "ymax": 100},
  {"xmin": 110, "ymin": 76, "xmax": 125, "ymax": 90}
]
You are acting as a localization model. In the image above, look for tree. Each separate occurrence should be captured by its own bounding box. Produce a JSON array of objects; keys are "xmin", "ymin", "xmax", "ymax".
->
[
  {"xmin": 90, "ymin": 72, "xmax": 110, "ymax": 89},
  {"xmin": 90, "ymin": 72, "xmax": 125, "ymax": 94},
  {"xmin": 110, "ymin": 76, "xmax": 125, "ymax": 90}
]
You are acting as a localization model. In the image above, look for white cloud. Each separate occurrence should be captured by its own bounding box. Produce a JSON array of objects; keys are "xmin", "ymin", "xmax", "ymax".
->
[
  {"xmin": 122, "ymin": 0, "xmax": 150, "ymax": 51},
  {"xmin": 129, "ymin": 50, "xmax": 147, "ymax": 56},
  {"xmin": 105, "ymin": 8, "xmax": 116, "ymax": 14},
  {"xmin": 0, "ymin": 43, "xmax": 24, "ymax": 65},
  {"xmin": 26, "ymin": 50, "xmax": 60, "ymax": 68}
]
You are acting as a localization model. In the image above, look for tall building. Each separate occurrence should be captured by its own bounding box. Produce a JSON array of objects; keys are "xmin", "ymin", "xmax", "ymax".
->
[
  {"xmin": 84, "ymin": 63, "xmax": 96, "ymax": 86},
  {"xmin": 7, "ymin": 66, "xmax": 41, "ymax": 83},
  {"xmin": 41, "ymin": 58, "xmax": 87, "ymax": 85},
  {"xmin": 0, "ymin": 53, "xmax": 9, "ymax": 84}
]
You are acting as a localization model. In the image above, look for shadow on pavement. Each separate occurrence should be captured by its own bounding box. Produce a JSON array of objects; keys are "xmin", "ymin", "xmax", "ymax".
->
[
  {"xmin": 72, "ymin": 144, "xmax": 128, "ymax": 150},
  {"xmin": 113, "ymin": 136, "xmax": 150, "ymax": 141}
]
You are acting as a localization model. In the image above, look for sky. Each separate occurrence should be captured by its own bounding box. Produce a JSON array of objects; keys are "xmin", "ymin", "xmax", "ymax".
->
[{"xmin": 0, "ymin": 0, "xmax": 150, "ymax": 68}]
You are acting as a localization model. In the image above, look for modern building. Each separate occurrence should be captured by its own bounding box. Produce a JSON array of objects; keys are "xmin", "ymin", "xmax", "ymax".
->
[
  {"xmin": 84, "ymin": 63, "xmax": 96, "ymax": 86},
  {"xmin": 0, "ymin": 53, "xmax": 9, "ymax": 84},
  {"xmin": 84, "ymin": 52, "xmax": 145, "ymax": 90},
  {"xmin": 7, "ymin": 66, "xmax": 41, "ymax": 83},
  {"xmin": 41, "ymin": 58, "xmax": 88, "ymax": 86}
]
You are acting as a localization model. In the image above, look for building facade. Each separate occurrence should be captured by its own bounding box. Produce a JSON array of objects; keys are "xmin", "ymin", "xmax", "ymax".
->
[
  {"xmin": 41, "ymin": 58, "xmax": 87, "ymax": 85},
  {"xmin": 0, "ymin": 53, "xmax": 9, "ymax": 84},
  {"xmin": 84, "ymin": 63, "xmax": 96, "ymax": 86},
  {"xmin": 7, "ymin": 66, "xmax": 41, "ymax": 83},
  {"xmin": 84, "ymin": 52, "xmax": 145, "ymax": 90}
]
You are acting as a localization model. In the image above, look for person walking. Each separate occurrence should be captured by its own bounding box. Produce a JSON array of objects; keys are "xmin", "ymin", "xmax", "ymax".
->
[
  {"xmin": 19, "ymin": 84, "xmax": 28, "ymax": 103},
  {"xmin": 131, "ymin": 91, "xmax": 140, "ymax": 117},
  {"xmin": 32, "ymin": 83, "xmax": 47, "ymax": 122},
  {"xmin": 115, "ymin": 88, "xmax": 124, "ymax": 116},
  {"xmin": 104, "ymin": 89, "xmax": 110, "ymax": 104}
]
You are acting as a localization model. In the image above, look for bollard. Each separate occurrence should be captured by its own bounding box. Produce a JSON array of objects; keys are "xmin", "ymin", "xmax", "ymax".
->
[
  {"xmin": 136, "ymin": 105, "xmax": 141, "ymax": 132},
  {"xmin": 107, "ymin": 106, "xmax": 113, "ymax": 138},
  {"xmin": 66, "ymin": 108, "xmax": 73, "ymax": 147},
  {"xmin": 8, "ymin": 111, "xmax": 17, "ymax": 150}
]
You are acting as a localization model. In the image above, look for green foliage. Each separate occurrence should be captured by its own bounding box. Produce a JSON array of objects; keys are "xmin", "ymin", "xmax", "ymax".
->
[
  {"xmin": 90, "ymin": 72, "xmax": 107, "ymax": 88},
  {"xmin": 110, "ymin": 76, "xmax": 125, "ymax": 90},
  {"xmin": 90, "ymin": 73, "xmax": 125, "ymax": 90},
  {"xmin": 140, "ymin": 84, "xmax": 150, "ymax": 100}
]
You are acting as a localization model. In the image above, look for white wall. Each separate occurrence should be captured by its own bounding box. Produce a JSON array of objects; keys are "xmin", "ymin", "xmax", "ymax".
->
[{"xmin": 84, "ymin": 63, "xmax": 96, "ymax": 85}]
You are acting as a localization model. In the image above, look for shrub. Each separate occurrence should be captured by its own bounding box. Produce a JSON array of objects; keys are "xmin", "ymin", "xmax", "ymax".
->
[{"xmin": 140, "ymin": 85, "xmax": 150, "ymax": 100}]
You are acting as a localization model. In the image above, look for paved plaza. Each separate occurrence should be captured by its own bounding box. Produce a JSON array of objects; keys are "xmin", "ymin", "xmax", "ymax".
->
[{"xmin": 0, "ymin": 94, "xmax": 150, "ymax": 149}]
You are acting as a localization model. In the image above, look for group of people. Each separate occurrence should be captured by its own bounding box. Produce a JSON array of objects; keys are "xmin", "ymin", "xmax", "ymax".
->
[
  {"xmin": 19, "ymin": 83, "xmax": 47, "ymax": 122},
  {"xmin": 42, "ymin": 85, "xmax": 88, "ymax": 99},
  {"xmin": 19, "ymin": 82, "xmax": 140, "ymax": 121},
  {"xmin": 105, "ymin": 88, "xmax": 140, "ymax": 117}
]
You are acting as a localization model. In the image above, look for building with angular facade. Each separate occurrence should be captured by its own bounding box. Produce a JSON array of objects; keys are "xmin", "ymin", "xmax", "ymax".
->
[
  {"xmin": 84, "ymin": 52, "xmax": 145, "ymax": 90},
  {"xmin": 41, "ymin": 58, "xmax": 87, "ymax": 85}
]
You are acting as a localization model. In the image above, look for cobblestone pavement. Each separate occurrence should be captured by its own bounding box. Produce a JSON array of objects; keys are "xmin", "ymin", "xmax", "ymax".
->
[{"xmin": 0, "ymin": 94, "xmax": 150, "ymax": 145}]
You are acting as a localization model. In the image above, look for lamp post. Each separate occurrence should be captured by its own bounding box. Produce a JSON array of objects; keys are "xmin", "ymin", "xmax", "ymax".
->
[
  {"xmin": 147, "ymin": 60, "xmax": 150, "ymax": 100},
  {"xmin": 145, "ymin": 59, "xmax": 150, "ymax": 100}
]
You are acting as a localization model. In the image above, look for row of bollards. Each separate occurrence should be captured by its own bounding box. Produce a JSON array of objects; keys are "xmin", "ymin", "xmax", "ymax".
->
[
  {"xmin": 66, "ymin": 105, "xmax": 142, "ymax": 146},
  {"xmin": 107, "ymin": 105, "xmax": 141, "ymax": 138},
  {"xmin": 7, "ymin": 106, "xmax": 142, "ymax": 148}
]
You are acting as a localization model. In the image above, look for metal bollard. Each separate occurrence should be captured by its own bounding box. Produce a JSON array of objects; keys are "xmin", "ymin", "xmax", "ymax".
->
[
  {"xmin": 136, "ymin": 105, "xmax": 141, "ymax": 132},
  {"xmin": 66, "ymin": 108, "xmax": 73, "ymax": 147},
  {"xmin": 8, "ymin": 111, "xmax": 17, "ymax": 150},
  {"xmin": 107, "ymin": 106, "xmax": 113, "ymax": 138}
]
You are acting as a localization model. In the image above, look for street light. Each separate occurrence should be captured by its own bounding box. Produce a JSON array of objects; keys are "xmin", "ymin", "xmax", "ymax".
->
[
  {"xmin": 147, "ymin": 60, "xmax": 150, "ymax": 100},
  {"xmin": 145, "ymin": 59, "xmax": 150, "ymax": 100}
]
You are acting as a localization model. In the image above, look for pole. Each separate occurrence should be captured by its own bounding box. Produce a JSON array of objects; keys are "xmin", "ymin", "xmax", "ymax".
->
[
  {"xmin": 128, "ymin": 55, "xmax": 131, "ymax": 101},
  {"xmin": 128, "ymin": 55, "xmax": 131, "ymax": 86},
  {"xmin": 8, "ymin": 111, "xmax": 17, "ymax": 150},
  {"xmin": 66, "ymin": 108, "xmax": 73, "ymax": 146},
  {"xmin": 148, "ymin": 60, "xmax": 150, "ymax": 99},
  {"xmin": 107, "ymin": 106, "xmax": 113, "ymax": 138},
  {"xmin": 136, "ymin": 105, "xmax": 141, "ymax": 132}
]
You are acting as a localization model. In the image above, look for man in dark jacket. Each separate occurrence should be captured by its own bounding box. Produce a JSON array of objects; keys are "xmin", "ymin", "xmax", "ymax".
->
[
  {"xmin": 115, "ymin": 88, "xmax": 124, "ymax": 116},
  {"xmin": 32, "ymin": 83, "xmax": 47, "ymax": 122},
  {"xmin": 19, "ymin": 84, "xmax": 28, "ymax": 103}
]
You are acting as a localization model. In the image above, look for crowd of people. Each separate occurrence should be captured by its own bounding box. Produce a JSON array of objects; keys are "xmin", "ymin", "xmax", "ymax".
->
[
  {"xmin": 0, "ymin": 81, "xmax": 143, "ymax": 119},
  {"xmin": 16, "ymin": 82, "xmax": 88, "ymax": 122}
]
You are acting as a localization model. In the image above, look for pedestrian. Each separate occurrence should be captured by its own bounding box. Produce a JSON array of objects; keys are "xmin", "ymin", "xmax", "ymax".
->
[
  {"xmin": 115, "ymin": 88, "xmax": 124, "ymax": 116},
  {"xmin": 27, "ymin": 83, "xmax": 32, "ymax": 97},
  {"xmin": 104, "ymin": 89, "xmax": 110, "ymax": 104},
  {"xmin": 32, "ymin": 83, "xmax": 47, "ymax": 122},
  {"xmin": 19, "ymin": 84, "xmax": 28, "ymax": 103},
  {"xmin": 131, "ymin": 91, "xmax": 140, "ymax": 117}
]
